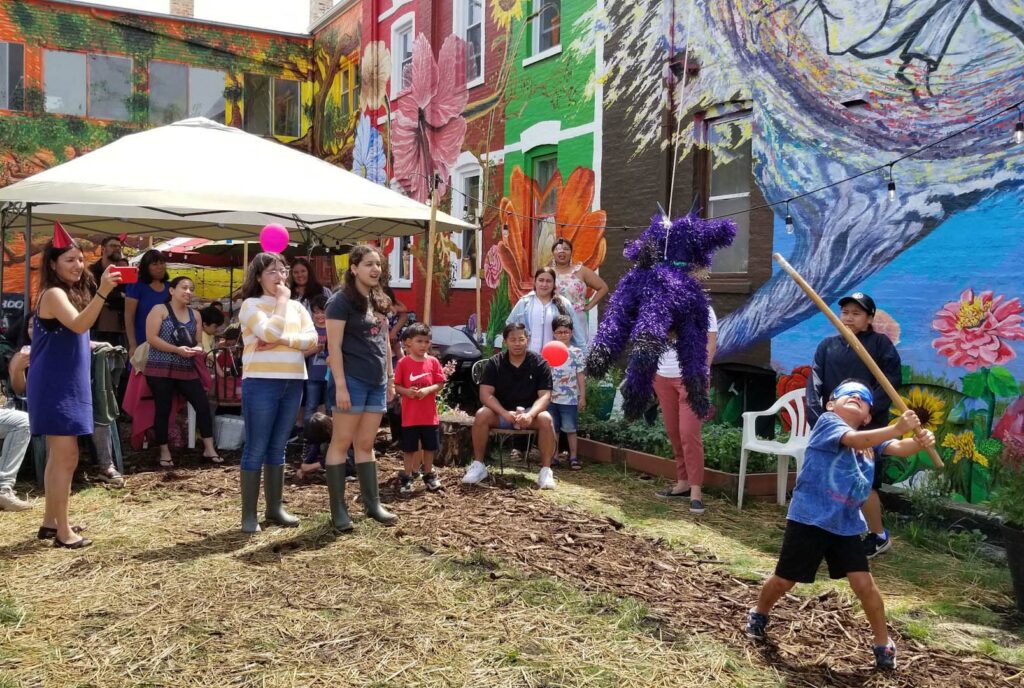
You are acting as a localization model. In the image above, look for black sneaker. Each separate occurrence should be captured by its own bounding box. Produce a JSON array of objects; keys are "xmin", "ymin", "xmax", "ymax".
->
[
  {"xmin": 873, "ymin": 640, "xmax": 897, "ymax": 670},
  {"xmin": 422, "ymin": 472, "xmax": 442, "ymax": 492},
  {"xmin": 745, "ymin": 609, "xmax": 769, "ymax": 640},
  {"xmin": 862, "ymin": 531, "xmax": 892, "ymax": 559},
  {"xmin": 399, "ymin": 473, "xmax": 414, "ymax": 494}
]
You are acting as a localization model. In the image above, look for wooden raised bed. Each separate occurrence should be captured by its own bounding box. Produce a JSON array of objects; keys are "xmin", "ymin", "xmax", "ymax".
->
[{"xmin": 577, "ymin": 437, "xmax": 795, "ymax": 503}]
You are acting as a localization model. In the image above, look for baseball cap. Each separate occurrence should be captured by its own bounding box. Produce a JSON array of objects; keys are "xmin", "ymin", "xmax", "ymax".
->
[{"xmin": 838, "ymin": 292, "xmax": 876, "ymax": 316}]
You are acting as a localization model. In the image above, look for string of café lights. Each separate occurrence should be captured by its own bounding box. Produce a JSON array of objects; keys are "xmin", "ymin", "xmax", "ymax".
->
[{"xmin": 418, "ymin": 98, "xmax": 1024, "ymax": 236}]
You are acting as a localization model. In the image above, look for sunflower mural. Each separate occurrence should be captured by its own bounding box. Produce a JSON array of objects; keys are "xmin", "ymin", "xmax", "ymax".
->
[
  {"xmin": 496, "ymin": 166, "xmax": 607, "ymax": 302},
  {"xmin": 491, "ymin": 0, "xmax": 525, "ymax": 30}
]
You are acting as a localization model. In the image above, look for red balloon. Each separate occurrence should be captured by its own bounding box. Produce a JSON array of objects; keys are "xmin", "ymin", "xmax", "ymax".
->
[{"xmin": 542, "ymin": 340, "xmax": 570, "ymax": 367}]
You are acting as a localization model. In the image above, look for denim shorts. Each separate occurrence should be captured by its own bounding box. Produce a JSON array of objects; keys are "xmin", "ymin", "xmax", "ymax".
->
[
  {"xmin": 549, "ymin": 402, "xmax": 578, "ymax": 434},
  {"xmin": 335, "ymin": 374, "xmax": 387, "ymax": 414}
]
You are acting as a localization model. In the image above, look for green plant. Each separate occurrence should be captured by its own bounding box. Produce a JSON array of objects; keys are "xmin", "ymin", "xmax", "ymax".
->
[{"xmin": 989, "ymin": 436, "xmax": 1024, "ymax": 528}]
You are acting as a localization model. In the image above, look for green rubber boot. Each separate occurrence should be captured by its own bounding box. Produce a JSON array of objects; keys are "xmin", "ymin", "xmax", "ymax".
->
[
  {"xmin": 240, "ymin": 469, "xmax": 262, "ymax": 533},
  {"xmin": 356, "ymin": 461, "xmax": 397, "ymax": 525},
  {"xmin": 326, "ymin": 464, "xmax": 353, "ymax": 532},
  {"xmin": 263, "ymin": 464, "xmax": 299, "ymax": 527}
]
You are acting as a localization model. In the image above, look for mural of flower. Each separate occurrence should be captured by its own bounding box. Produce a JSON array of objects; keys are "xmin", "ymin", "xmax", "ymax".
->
[
  {"xmin": 484, "ymin": 244, "xmax": 502, "ymax": 289},
  {"xmin": 932, "ymin": 289, "xmax": 1024, "ymax": 371},
  {"xmin": 496, "ymin": 166, "xmax": 607, "ymax": 301},
  {"xmin": 873, "ymin": 308, "xmax": 901, "ymax": 346},
  {"xmin": 392, "ymin": 34, "xmax": 468, "ymax": 203},
  {"xmin": 942, "ymin": 430, "xmax": 989, "ymax": 468},
  {"xmin": 994, "ymin": 396, "xmax": 1024, "ymax": 445},
  {"xmin": 890, "ymin": 386, "xmax": 946, "ymax": 434},
  {"xmin": 491, "ymin": 0, "xmax": 524, "ymax": 29},
  {"xmin": 360, "ymin": 41, "xmax": 391, "ymax": 111},
  {"xmin": 352, "ymin": 114, "xmax": 386, "ymax": 185}
]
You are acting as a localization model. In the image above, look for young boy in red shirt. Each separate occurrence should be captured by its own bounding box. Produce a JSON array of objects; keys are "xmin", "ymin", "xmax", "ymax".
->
[{"xmin": 393, "ymin": 323, "xmax": 447, "ymax": 493}]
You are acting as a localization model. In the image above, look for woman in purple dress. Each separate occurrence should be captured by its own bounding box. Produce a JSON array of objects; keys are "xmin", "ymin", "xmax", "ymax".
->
[{"xmin": 30, "ymin": 222, "xmax": 121, "ymax": 549}]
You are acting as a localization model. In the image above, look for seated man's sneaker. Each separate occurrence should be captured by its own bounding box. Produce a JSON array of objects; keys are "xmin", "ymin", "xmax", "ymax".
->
[
  {"xmin": 873, "ymin": 640, "xmax": 897, "ymax": 670},
  {"xmin": 462, "ymin": 461, "xmax": 489, "ymax": 484},
  {"xmin": 537, "ymin": 466, "xmax": 556, "ymax": 490},
  {"xmin": 862, "ymin": 530, "xmax": 892, "ymax": 559},
  {"xmin": 0, "ymin": 487, "xmax": 31, "ymax": 511}
]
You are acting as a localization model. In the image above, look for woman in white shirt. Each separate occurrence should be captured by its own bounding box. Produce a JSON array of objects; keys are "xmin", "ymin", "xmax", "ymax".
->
[
  {"xmin": 505, "ymin": 268, "xmax": 586, "ymax": 353},
  {"xmin": 653, "ymin": 304, "xmax": 718, "ymax": 515}
]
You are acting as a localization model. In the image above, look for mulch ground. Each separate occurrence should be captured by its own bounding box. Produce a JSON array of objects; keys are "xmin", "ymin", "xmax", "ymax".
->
[{"xmin": 122, "ymin": 447, "xmax": 1023, "ymax": 688}]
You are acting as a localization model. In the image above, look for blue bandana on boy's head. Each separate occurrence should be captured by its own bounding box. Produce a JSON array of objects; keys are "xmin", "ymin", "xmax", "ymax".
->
[{"xmin": 831, "ymin": 381, "xmax": 873, "ymax": 407}]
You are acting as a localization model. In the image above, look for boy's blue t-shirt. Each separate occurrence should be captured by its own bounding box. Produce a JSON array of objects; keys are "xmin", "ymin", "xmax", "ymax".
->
[{"xmin": 787, "ymin": 411, "xmax": 890, "ymax": 536}]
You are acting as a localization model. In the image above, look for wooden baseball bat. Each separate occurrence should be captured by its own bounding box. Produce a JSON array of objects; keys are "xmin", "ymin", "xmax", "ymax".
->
[{"xmin": 773, "ymin": 253, "xmax": 943, "ymax": 468}]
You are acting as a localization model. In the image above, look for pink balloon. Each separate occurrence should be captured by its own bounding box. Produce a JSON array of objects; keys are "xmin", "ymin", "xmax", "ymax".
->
[
  {"xmin": 542, "ymin": 340, "xmax": 570, "ymax": 367},
  {"xmin": 259, "ymin": 224, "xmax": 289, "ymax": 254}
]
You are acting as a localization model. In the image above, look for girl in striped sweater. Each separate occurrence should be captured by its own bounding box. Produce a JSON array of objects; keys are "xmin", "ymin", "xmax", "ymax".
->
[{"xmin": 238, "ymin": 252, "xmax": 319, "ymax": 534}]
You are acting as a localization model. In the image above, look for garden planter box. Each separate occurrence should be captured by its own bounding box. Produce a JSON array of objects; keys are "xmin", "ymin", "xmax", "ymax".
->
[{"xmin": 579, "ymin": 438, "xmax": 795, "ymax": 503}]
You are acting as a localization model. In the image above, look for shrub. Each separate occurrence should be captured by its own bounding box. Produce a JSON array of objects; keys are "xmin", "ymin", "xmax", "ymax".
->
[{"xmin": 990, "ymin": 436, "xmax": 1024, "ymax": 528}]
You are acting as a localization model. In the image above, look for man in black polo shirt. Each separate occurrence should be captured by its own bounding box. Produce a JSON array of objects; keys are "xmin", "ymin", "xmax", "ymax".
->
[{"xmin": 463, "ymin": 322, "xmax": 558, "ymax": 489}]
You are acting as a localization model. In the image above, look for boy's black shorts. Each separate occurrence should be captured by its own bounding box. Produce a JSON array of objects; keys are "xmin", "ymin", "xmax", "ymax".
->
[
  {"xmin": 774, "ymin": 520, "xmax": 870, "ymax": 583},
  {"xmin": 401, "ymin": 425, "xmax": 439, "ymax": 453},
  {"xmin": 872, "ymin": 457, "xmax": 887, "ymax": 490}
]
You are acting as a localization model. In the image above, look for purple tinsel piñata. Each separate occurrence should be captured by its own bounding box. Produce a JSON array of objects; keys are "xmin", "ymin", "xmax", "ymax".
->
[{"xmin": 585, "ymin": 213, "xmax": 736, "ymax": 419}]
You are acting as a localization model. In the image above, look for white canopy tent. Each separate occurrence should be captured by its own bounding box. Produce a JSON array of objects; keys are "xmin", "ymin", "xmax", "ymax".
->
[{"xmin": 0, "ymin": 117, "xmax": 474, "ymax": 315}]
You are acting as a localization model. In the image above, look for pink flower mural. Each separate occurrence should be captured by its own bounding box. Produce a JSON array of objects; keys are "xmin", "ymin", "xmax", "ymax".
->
[
  {"xmin": 484, "ymin": 244, "xmax": 502, "ymax": 289},
  {"xmin": 392, "ymin": 34, "xmax": 468, "ymax": 203},
  {"xmin": 932, "ymin": 289, "xmax": 1024, "ymax": 371},
  {"xmin": 995, "ymin": 397, "xmax": 1024, "ymax": 445}
]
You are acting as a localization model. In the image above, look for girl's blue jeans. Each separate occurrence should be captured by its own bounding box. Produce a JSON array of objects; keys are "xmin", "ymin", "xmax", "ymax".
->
[{"xmin": 241, "ymin": 378, "xmax": 304, "ymax": 471}]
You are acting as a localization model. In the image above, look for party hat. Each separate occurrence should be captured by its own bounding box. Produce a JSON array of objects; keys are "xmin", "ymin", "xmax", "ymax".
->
[{"xmin": 53, "ymin": 221, "xmax": 76, "ymax": 249}]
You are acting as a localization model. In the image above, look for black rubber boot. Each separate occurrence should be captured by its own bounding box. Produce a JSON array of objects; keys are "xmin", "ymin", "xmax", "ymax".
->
[
  {"xmin": 326, "ymin": 464, "xmax": 353, "ymax": 532},
  {"xmin": 356, "ymin": 461, "xmax": 397, "ymax": 525},
  {"xmin": 240, "ymin": 469, "xmax": 262, "ymax": 533},
  {"xmin": 263, "ymin": 464, "xmax": 299, "ymax": 527}
]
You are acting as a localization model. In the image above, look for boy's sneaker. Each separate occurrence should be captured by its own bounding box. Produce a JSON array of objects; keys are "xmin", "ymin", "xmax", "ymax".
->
[
  {"xmin": 399, "ymin": 474, "xmax": 414, "ymax": 494},
  {"xmin": 0, "ymin": 487, "xmax": 31, "ymax": 511},
  {"xmin": 873, "ymin": 640, "xmax": 897, "ymax": 670},
  {"xmin": 537, "ymin": 467, "xmax": 556, "ymax": 490},
  {"xmin": 863, "ymin": 530, "xmax": 892, "ymax": 559},
  {"xmin": 745, "ymin": 609, "xmax": 769, "ymax": 640},
  {"xmin": 422, "ymin": 472, "xmax": 442, "ymax": 492},
  {"xmin": 462, "ymin": 461, "xmax": 489, "ymax": 485}
]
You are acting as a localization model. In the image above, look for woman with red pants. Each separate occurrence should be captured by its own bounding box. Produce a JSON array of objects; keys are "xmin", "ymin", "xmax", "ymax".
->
[{"xmin": 653, "ymin": 304, "xmax": 717, "ymax": 515}]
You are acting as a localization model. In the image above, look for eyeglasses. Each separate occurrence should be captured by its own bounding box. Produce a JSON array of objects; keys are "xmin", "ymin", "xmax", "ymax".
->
[{"xmin": 265, "ymin": 268, "xmax": 290, "ymax": 276}]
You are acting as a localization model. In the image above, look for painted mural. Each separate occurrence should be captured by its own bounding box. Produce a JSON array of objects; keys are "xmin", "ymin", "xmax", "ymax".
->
[{"xmin": 593, "ymin": 0, "xmax": 1024, "ymax": 501}]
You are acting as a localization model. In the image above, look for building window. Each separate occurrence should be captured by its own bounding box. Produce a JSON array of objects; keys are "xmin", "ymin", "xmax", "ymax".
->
[
  {"xmin": 389, "ymin": 235, "xmax": 414, "ymax": 287},
  {"xmin": 273, "ymin": 78, "xmax": 300, "ymax": 137},
  {"xmin": 456, "ymin": 0, "xmax": 484, "ymax": 84},
  {"xmin": 339, "ymin": 62, "xmax": 355, "ymax": 119},
  {"xmin": 706, "ymin": 113, "xmax": 751, "ymax": 273},
  {"xmin": 150, "ymin": 63, "xmax": 227, "ymax": 124},
  {"xmin": 532, "ymin": 153, "xmax": 558, "ymax": 271},
  {"xmin": 88, "ymin": 54, "xmax": 132, "ymax": 120},
  {"xmin": 532, "ymin": 0, "xmax": 560, "ymax": 55},
  {"xmin": 391, "ymin": 15, "xmax": 415, "ymax": 97},
  {"xmin": 452, "ymin": 165, "xmax": 481, "ymax": 286},
  {"xmin": 0, "ymin": 43, "xmax": 25, "ymax": 111},
  {"xmin": 44, "ymin": 50, "xmax": 132, "ymax": 120},
  {"xmin": 243, "ymin": 73, "xmax": 271, "ymax": 135}
]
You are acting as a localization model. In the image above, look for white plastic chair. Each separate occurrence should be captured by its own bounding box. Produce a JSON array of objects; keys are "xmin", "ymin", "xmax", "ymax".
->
[{"xmin": 738, "ymin": 388, "xmax": 810, "ymax": 509}]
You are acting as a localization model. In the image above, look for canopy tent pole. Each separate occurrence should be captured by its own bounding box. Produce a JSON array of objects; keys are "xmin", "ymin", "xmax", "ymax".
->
[
  {"xmin": 423, "ymin": 177, "xmax": 440, "ymax": 324},
  {"xmin": 229, "ymin": 267, "xmax": 235, "ymax": 320},
  {"xmin": 475, "ymin": 216, "xmax": 482, "ymax": 346},
  {"xmin": 23, "ymin": 204, "xmax": 32, "ymax": 318}
]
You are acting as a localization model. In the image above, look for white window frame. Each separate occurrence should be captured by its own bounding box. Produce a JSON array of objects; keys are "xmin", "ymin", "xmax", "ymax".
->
[
  {"xmin": 44, "ymin": 49, "xmax": 134, "ymax": 120},
  {"xmin": 451, "ymin": 158, "xmax": 482, "ymax": 288},
  {"xmin": 705, "ymin": 109, "xmax": 752, "ymax": 274},
  {"xmin": 389, "ymin": 235, "xmax": 414, "ymax": 289},
  {"xmin": 530, "ymin": 0, "xmax": 560, "ymax": 57},
  {"xmin": 390, "ymin": 13, "xmax": 415, "ymax": 99},
  {"xmin": 453, "ymin": 0, "xmax": 485, "ymax": 89},
  {"xmin": 0, "ymin": 42, "xmax": 25, "ymax": 111}
]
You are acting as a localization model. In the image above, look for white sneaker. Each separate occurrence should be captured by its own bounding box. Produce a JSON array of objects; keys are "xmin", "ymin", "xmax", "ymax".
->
[
  {"xmin": 537, "ymin": 467, "xmax": 556, "ymax": 490},
  {"xmin": 462, "ymin": 461, "xmax": 489, "ymax": 484},
  {"xmin": 0, "ymin": 488, "xmax": 31, "ymax": 511}
]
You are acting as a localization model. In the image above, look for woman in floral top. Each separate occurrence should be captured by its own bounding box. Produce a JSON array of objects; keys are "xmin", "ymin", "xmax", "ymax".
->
[{"xmin": 552, "ymin": 238, "xmax": 608, "ymax": 344}]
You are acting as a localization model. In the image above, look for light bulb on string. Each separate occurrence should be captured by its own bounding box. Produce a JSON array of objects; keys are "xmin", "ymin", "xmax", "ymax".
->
[
  {"xmin": 784, "ymin": 201, "xmax": 794, "ymax": 235},
  {"xmin": 886, "ymin": 165, "xmax": 898, "ymax": 204},
  {"xmin": 1015, "ymin": 122, "xmax": 1024, "ymax": 146}
]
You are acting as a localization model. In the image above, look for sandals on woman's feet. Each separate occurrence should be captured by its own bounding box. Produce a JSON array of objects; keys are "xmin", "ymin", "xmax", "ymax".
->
[
  {"xmin": 53, "ymin": 536, "xmax": 93, "ymax": 549},
  {"xmin": 203, "ymin": 454, "xmax": 223, "ymax": 464},
  {"xmin": 159, "ymin": 457, "xmax": 174, "ymax": 468},
  {"xmin": 569, "ymin": 456, "xmax": 582, "ymax": 471},
  {"xmin": 38, "ymin": 525, "xmax": 86, "ymax": 540}
]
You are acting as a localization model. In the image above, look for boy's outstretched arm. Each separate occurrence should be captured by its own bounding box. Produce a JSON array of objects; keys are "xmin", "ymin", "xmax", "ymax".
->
[
  {"xmin": 841, "ymin": 410, "xmax": 921, "ymax": 451},
  {"xmin": 883, "ymin": 428, "xmax": 936, "ymax": 458}
]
